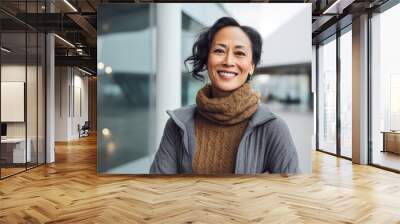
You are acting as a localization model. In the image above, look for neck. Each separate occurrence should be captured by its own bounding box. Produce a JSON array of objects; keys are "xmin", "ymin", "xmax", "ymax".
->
[{"xmin": 211, "ymin": 86, "xmax": 233, "ymax": 98}]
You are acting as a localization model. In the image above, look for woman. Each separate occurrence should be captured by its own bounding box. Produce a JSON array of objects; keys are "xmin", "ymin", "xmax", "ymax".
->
[{"xmin": 150, "ymin": 17, "xmax": 300, "ymax": 174}]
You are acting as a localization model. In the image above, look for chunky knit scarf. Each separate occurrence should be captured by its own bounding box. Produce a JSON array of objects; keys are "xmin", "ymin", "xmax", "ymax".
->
[{"xmin": 192, "ymin": 83, "xmax": 260, "ymax": 174}]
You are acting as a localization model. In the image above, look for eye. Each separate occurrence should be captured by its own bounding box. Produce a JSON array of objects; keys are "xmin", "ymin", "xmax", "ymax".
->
[
  {"xmin": 213, "ymin": 48, "xmax": 225, "ymax": 54},
  {"xmin": 235, "ymin": 51, "xmax": 246, "ymax": 56}
]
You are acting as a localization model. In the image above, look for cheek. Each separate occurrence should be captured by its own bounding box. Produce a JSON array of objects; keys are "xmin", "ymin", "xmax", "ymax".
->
[
  {"xmin": 208, "ymin": 58, "xmax": 223, "ymax": 76},
  {"xmin": 207, "ymin": 57, "xmax": 217, "ymax": 79},
  {"xmin": 239, "ymin": 61, "xmax": 253, "ymax": 74},
  {"xmin": 208, "ymin": 55, "xmax": 220, "ymax": 67}
]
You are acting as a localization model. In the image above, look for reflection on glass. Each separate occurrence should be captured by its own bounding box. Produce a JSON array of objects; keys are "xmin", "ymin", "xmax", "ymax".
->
[
  {"xmin": 371, "ymin": 3, "xmax": 400, "ymax": 171},
  {"xmin": 318, "ymin": 37, "xmax": 337, "ymax": 154},
  {"xmin": 340, "ymin": 29, "xmax": 352, "ymax": 158}
]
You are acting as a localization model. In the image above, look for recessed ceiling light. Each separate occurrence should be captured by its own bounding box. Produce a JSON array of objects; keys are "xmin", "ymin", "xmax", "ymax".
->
[
  {"xmin": 78, "ymin": 67, "xmax": 92, "ymax": 76},
  {"xmin": 54, "ymin": 34, "xmax": 75, "ymax": 48},
  {"xmin": 323, "ymin": 0, "xmax": 354, "ymax": 15},
  {"xmin": 1, "ymin": 47, "xmax": 11, "ymax": 53},
  {"xmin": 63, "ymin": 0, "xmax": 78, "ymax": 12}
]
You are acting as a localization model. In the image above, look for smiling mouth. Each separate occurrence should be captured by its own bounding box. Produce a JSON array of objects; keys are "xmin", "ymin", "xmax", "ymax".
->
[{"xmin": 218, "ymin": 70, "xmax": 238, "ymax": 78}]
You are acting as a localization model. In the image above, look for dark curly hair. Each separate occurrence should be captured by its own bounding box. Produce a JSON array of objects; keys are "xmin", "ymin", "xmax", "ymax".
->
[{"xmin": 184, "ymin": 17, "xmax": 263, "ymax": 82}]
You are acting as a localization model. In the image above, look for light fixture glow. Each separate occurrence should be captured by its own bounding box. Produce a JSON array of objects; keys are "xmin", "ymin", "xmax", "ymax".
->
[
  {"xmin": 106, "ymin": 142, "xmax": 116, "ymax": 154},
  {"xmin": 97, "ymin": 62, "xmax": 105, "ymax": 70},
  {"xmin": 105, "ymin": 66, "xmax": 112, "ymax": 74},
  {"xmin": 54, "ymin": 34, "xmax": 75, "ymax": 48},
  {"xmin": 1, "ymin": 47, "xmax": 11, "ymax": 53},
  {"xmin": 63, "ymin": 0, "xmax": 78, "ymax": 12},
  {"xmin": 102, "ymin": 128, "xmax": 111, "ymax": 137}
]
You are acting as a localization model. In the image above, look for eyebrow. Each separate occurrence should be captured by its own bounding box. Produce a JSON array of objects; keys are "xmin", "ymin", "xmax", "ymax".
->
[{"xmin": 215, "ymin": 43, "xmax": 247, "ymax": 50}]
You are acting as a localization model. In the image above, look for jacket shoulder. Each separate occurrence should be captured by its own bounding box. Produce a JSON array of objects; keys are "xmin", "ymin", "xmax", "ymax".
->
[
  {"xmin": 166, "ymin": 104, "xmax": 196, "ymax": 130},
  {"xmin": 249, "ymin": 103, "xmax": 277, "ymax": 127}
]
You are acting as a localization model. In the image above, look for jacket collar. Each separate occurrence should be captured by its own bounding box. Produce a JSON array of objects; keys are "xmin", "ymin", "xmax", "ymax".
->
[{"xmin": 167, "ymin": 103, "xmax": 276, "ymax": 131}]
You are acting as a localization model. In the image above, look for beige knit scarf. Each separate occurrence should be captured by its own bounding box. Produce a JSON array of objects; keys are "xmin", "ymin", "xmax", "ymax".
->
[{"xmin": 192, "ymin": 83, "xmax": 260, "ymax": 174}]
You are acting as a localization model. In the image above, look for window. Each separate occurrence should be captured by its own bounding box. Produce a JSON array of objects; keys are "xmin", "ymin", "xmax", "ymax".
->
[
  {"xmin": 317, "ymin": 36, "xmax": 337, "ymax": 154},
  {"xmin": 339, "ymin": 28, "xmax": 352, "ymax": 158},
  {"xmin": 370, "ymin": 3, "xmax": 400, "ymax": 171}
]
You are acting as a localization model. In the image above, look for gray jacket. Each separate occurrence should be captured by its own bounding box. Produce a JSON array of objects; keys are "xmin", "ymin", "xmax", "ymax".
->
[{"xmin": 150, "ymin": 104, "xmax": 300, "ymax": 174}]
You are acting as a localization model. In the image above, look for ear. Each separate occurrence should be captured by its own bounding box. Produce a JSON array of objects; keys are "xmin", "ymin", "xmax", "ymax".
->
[{"xmin": 250, "ymin": 64, "xmax": 255, "ymax": 75}]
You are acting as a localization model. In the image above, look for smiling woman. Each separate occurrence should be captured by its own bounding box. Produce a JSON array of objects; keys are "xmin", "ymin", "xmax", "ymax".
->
[
  {"xmin": 150, "ymin": 17, "xmax": 300, "ymax": 175},
  {"xmin": 207, "ymin": 26, "xmax": 255, "ymax": 97}
]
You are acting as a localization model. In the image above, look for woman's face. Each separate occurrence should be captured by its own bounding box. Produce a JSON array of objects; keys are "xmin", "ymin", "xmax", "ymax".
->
[{"xmin": 207, "ymin": 26, "xmax": 255, "ymax": 96}]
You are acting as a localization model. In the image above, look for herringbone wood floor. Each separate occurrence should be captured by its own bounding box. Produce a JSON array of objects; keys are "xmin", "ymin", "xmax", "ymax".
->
[{"xmin": 1, "ymin": 134, "xmax": 400, "ymax": 224}]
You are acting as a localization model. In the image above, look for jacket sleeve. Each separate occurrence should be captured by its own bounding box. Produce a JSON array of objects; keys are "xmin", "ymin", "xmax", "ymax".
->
[
  {"xmin": 264, "ymin": 118, "xmax": 301, "ymax": 174},
  {"xmin": 149, "ymin": 118, "xmax": 180, "ymax": 174}
]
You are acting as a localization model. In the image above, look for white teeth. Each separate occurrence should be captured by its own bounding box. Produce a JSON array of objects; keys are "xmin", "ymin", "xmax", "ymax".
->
[{"xmin": 219, "ymin": 72, "xmax": 236, "ymax": 77}]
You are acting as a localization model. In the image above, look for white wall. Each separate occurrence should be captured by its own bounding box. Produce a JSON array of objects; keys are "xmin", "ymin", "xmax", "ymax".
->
[
  {"xmin": 223, "ymin": 3, "xmax": 311, "ymax": 67},
  {"xmin": 55, "ymin": 66, "xmax": 69, "ymax": 141},
  {"xmin": 55, "ymin": 67, "xmax": 89, "ymax": 141},
  {"xmin": 72, "ymin": 73, "xmax": 89, "ymax": 138},
  {"xmin": 261, "ymin": 5, "xmax": 311, "ymax": 67}
]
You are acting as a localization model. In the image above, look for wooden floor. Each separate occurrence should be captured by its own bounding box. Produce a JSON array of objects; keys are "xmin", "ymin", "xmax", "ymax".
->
[
  {"xmin": 1, "ymin": 135, "xmax": 400, "ymax": 223},
  {"xmin": 0, "ymin": 167, "xmax": 26, "ymax": 178}
]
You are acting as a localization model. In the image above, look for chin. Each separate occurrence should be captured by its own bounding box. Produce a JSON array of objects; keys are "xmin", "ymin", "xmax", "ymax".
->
[{"xmin": 214, "ymin": 82, "xmax": 243, "ymax": 92}]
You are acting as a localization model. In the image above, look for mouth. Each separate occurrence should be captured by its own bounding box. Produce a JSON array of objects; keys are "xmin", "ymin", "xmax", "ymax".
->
[{"xmin": 217, "ymin": 70, "xmax": 238, "ymax": 79}]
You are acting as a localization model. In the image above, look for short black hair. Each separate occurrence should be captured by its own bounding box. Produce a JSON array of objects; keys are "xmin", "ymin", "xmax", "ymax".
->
[{"xmin": 184, "ymin": 17, "xmax": 263, "ymax": 82}]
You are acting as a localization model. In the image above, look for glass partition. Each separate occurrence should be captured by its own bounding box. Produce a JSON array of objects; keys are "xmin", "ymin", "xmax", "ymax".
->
[
  {"xmin": 0, "ymin": 1, "xmax": 46, "ymax": 179},
  {"xmin": 1, "ymin": 30, "xmax": 28, "ymax": 177}
]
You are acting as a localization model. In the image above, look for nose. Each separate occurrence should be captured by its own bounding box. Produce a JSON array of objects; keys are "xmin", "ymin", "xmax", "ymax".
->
[{"xmin": 223, "ymin": 51, "xmax": 234, "ymax": 67}]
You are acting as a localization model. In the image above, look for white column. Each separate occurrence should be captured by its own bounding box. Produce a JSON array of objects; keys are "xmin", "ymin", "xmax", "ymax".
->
[
  {"xmin": 45, "ymin": 1, "xmax": 55, "ymax": 163},
  {"xmin": 46, "ymin": 33, "xmax": 55, "ymax": 163},
  {"xmin": 312, "ymin": 45, "xmax": 317, "ymax": 151},
  {"xmin": 352, "ymin": 14, "xmax": 369, "ymax": 164},
  {"xmin": 155, "ymin": 4, "xmax": 182, "ymax": 149}
]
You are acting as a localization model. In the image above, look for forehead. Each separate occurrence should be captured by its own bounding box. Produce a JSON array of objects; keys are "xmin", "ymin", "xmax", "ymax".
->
[{"xmin": 211, "ymin": 26, "xmax": 252, "ymax": 48}]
